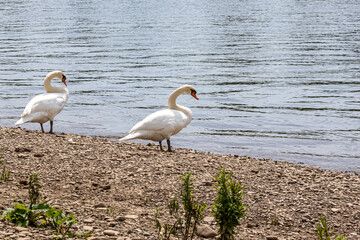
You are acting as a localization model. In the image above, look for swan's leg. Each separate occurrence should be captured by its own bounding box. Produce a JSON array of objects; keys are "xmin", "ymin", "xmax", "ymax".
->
[
  {"xmin": 49, "ymin": 121, "xmax": 54, "ymax": 134},
  {"xmin": 40, "ymin": 123, "xmax": 44, "ymax": 133},
  {"xmin": 159, "ymin": 141, "xmax": 164, "ymax": 151},
  {"xmin": 167, "ymin": 139, "xmax": 172, "ymax": 152}
]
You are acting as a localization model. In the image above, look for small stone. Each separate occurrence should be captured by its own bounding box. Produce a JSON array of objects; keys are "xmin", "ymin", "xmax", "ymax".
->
[
  {"xmin": 102, "ymin": 185, "xmax": 111, "ymax": 190},
  {"xmin": 15, "ymin": 147, "xmax": 31, "ymax": 153},
  {"xmin": 146, "ymin": 142, "xmax": 155, "ymax": 146},
  {"xmin": 124, "ymin": 214, "xmax": 138, "ymax": 219},
  {"xmin": 15, "ymin": 226, "xmax": 28, "ymax": 232},
  {"xmin": 83, "ymin": 226, "xmax": 94, "ymax": 232},
  {"xmin": 33, "ymin": 153, "xmax": 44, "ymax": 157},
  {"xmin": 104, "ymin": 230, "xmax": 119, "ymax": 236},
  {"xmin": 266, "ymin": 237, "xmax": 278, "ymax": 240},
  {"xmin": 204, "ymin": 216, "xmax": 215, "ymax": 222},
  {"xmin": 196, "ymin": 225, "xmax": 217, "ymax": 238},
  {"xmin": 84, "ymin": 218, "xmax": 94, "ymax": 223},
  {"xmin": 116, "ymin": 216, "xmax": 126, "ymax": 221},
  {"xmin": 108, "ymin": 221, "xmax": 117, "ymax": 227},
  {"xmin": 94, "ymin": 203, "xmax": 106, "ymax": 208},
  {"xmin": 117, "ymin": 237, "xmax": 131, "ymax": 240}
]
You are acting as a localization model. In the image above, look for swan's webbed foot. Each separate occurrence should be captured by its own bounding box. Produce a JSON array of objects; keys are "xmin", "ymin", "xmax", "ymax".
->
[
  {"xmin": 167, "ymin": 139, "xmax": 173, "ymax": 152},
  {"xmin": 159, "ymin": 141, "xmax": 164, "ymax": 151},
  {"xmin": 40, "ymin": 123, "xmax": 45, "ymax": 133},
  {"xmin": 49, "ymin": 121, "xmax": 54, "ymax": 134}
]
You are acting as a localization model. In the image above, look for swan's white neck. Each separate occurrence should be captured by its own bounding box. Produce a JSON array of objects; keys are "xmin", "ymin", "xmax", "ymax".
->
[
  {"xmin": 168, "ymin": 88, "xmax": 192, "ymax": 117},
  {"xmin": 44, "ymin": 72, "xmax": 67, "ymax": 93}
]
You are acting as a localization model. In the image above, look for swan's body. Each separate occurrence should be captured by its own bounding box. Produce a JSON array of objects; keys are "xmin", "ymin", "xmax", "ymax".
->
[
  {"xmin": 15, "ymin": 71, "xmax": 68, "ymax": 133},
  {"xmin": 120, "ymin": 85, "xmax": 199, "ymax": 152}
]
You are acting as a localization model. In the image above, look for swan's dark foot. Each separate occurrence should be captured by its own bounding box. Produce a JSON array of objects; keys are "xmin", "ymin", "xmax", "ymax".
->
[
  {"xmin": 49, "ymin": 121, "xmax": 54, "ymax": 134},
  {"xmin": 40, "ymin": 123, "xmax": 45, "ymax": 133},
  {"xmin": 159, "ymin": 141, "xmax": 164, "ymax": 151},
  {"xmin": 167, "ymin": 139, "xmax": 173, "ymax": 152}
]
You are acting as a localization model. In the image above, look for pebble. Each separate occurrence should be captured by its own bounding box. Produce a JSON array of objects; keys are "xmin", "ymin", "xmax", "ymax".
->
[
  {"xmin": 116, "ymin": 216, "xmax": 126, "ymax": 221},
  {"xmin": 108, "ymin": 222, "xmax": 117, "ymax": 227},
  {"xmin": 83, "ymin": 226, "xmax": 94, "ymax": 232},
  {"xmin": 203, "ymin": 216, "xmax": 215, "ymax": 222},
  {"xmin": 104, "ymin": 230, "xmax": 119, "ymax": 236},
  {"xmin": 266, "ymin": 237, "xmax": 278, "ymax": 240},
  {"xmin": 196, "ymin": 225, "xmax": 217, "ymax": 238},
  {"xmin": 33, "ymin": 153, "xmax": 44, "ymax": 157},
  {"xmin": 14, "ymin": 226, "xmax": 28, "ymax": 232},
  {"xmin": 94, "ymin": 203, "xmax": 106, "ymax": 208},
  {"xmin": 124, "ymin": 214, "xmax": 138, "ymax": 219}
]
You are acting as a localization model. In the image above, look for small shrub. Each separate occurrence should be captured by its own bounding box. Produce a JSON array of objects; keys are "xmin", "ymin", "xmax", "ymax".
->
[
  {"xmin": 212, "ymin": 168, "xmax": 246, "ymax": 240},
  {"xmin": 154, "ymin": 198, "xmax": 182, "ymax": 240},
  {"xmin": 28, "ymin": 173, "xmax": 41, "ymax": 205},
  {"xmin": 0, "ymin": 165, "xmax": 11, "ymax": 182},
  {"xmin": 314, "ymin": 216, "xmax": 347, "ymax": 240},
  {"xmin": 180, "ymin": 172, "xmax": 207, "ymax": 240},
  {"xmin": 154, "ymin": 172, "xmax": 207, "ymax": 240},
  {"xmin": 46, "ymin": 207, "xmax": 78, "ymax": 236},
  {"xmin": 0, "ymin": 154, "xmax": 11, "ymax": 182},
  {"xmin": 1, "ymin": 173, "xmax": 78, "ymax": 237},
  {"xmin": 2, "ymin": 200, "xmax": 50, "ymax": 227}
]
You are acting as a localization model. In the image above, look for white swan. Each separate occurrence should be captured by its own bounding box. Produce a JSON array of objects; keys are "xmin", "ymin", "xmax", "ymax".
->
[
  {"xmin": 120, "ymin": 85, "xmax": 199, "ymax": 152},
  {"xmin": 15, "ymin": 71, "xmax": 69, "ymax": 133}
]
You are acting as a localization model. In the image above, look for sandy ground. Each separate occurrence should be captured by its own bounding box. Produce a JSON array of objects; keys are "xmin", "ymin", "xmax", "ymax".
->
[{"xmin": 0, "ymin": 126, "xmax": 359, "ymax": 240}]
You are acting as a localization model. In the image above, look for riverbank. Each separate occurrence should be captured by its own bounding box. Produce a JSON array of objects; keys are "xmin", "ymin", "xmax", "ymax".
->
[{"xmin": 0, "ymin": 126, "xmax": 359, "ymax": 239}]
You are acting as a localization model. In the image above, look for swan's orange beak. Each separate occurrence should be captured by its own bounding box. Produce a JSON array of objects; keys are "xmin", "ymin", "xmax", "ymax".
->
[
  {"xmin": 62, "ymin": 75, "xmax": 67, "ymax": 86},
  {"xmin": 191, "ymin": 91, "xmax": 199, "ymax": 100}
]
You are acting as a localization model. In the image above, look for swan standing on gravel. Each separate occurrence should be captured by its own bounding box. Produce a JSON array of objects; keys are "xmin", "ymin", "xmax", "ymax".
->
[
  {"xmin": 15, "ymin": 71, "xmax": 69, "ymax": 134},
  {"xmin": 120, "ymin": 85, "xmax": 199, "ymax": 152}
]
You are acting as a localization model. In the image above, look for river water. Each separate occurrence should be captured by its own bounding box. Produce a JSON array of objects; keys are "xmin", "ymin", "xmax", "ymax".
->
[{"xmin": 1, "ymin": 0, "xmax": 359, "ymax": 171}]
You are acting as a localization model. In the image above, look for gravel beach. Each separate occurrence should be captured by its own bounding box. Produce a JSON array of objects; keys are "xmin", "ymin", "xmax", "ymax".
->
[{"xmin": 0, "ymin": 126, "xmax": 359, "ymax": 240}]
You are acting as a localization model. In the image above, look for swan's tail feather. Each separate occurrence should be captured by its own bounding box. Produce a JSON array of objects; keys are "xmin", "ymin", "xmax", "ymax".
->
[
  {"xmin": 15, "ymin": 118, "xmax": 24, "ymax": 126},
  {"xmin": 119, "ymin": 132, "xmax": 141, "ymax": 142}
]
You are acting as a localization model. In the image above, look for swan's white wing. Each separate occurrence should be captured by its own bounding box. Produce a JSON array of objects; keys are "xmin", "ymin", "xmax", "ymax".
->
[
  {"xmin": 121, "ymin": 109, "xmax": 189, "ymax": 142},
  {"xmin": 130, "ymin": 109, "xmax": 187, "ymax": 133},
  {"xmin": 19, "ymin": 93, "xmax": 68, "ymax": 123}
]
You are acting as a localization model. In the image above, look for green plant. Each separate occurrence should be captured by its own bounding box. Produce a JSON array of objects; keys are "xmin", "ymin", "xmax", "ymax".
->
[
  {"xmin": 0, "ymin": 154, "xmax": 10, "ymax": 182},
  {"xmin": 28, "ymin": 173, "xmax": 41, "ymax": 205},
  {"xmin": 0, "ymin": 165, "xmax": 11, "ymax": 182},
  {"xmin": 154, "ymin": 198, "xmax": 182, "ymax": 240},
  {"xmin": 180, "ymin": 172, "xmax": 207, "ymax": 240},
  {"xmin": 1, "ymin": 200, "xmax": 50, "ymax": 227},
  {"xmin": 212, "ymin": 168, "xmax": 246, "ymax": 240},
  {"xmin": 46, "ymin": 207, "xmax": 78, "ymax": 236},
  {"xmin": 270, "ymin": 216, "xmax": 279, "ymax": 226},
  {"xmin": 314, "ymin": 216, "xmax": 346, "ymax": 240},
  {"xmin": 1, "ymin": 173, "xmax": 78, "ymax": 237},
  {"xmin": 154, "ymin": 172, "xmax": 207, "ymax": 240}
]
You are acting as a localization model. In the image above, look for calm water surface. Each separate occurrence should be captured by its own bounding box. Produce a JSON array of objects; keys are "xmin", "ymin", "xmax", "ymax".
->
[{"xmin": 1, "ymin": 0, "xmax": 359, "ymax": 171}]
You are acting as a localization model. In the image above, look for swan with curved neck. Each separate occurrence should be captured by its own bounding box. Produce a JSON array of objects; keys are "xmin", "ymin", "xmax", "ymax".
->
[
  {"xmin": 120, "ymin": 85, "xmax": 199, "ymax": 152},
  {"xmin": 15, "ymin": 71, "xmax": 69, "ymax": 133}
]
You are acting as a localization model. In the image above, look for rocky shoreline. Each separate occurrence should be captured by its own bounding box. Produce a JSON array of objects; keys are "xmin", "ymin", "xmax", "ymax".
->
[{"xmin": 0, "ymin": 126, "xmax": 359, "ymax": 240}]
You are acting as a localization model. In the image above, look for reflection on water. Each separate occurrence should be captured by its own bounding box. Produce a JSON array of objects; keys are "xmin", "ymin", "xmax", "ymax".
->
[{"xmin": 0, "ymin": 0, "xmax": 359, "ymax": 171}]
